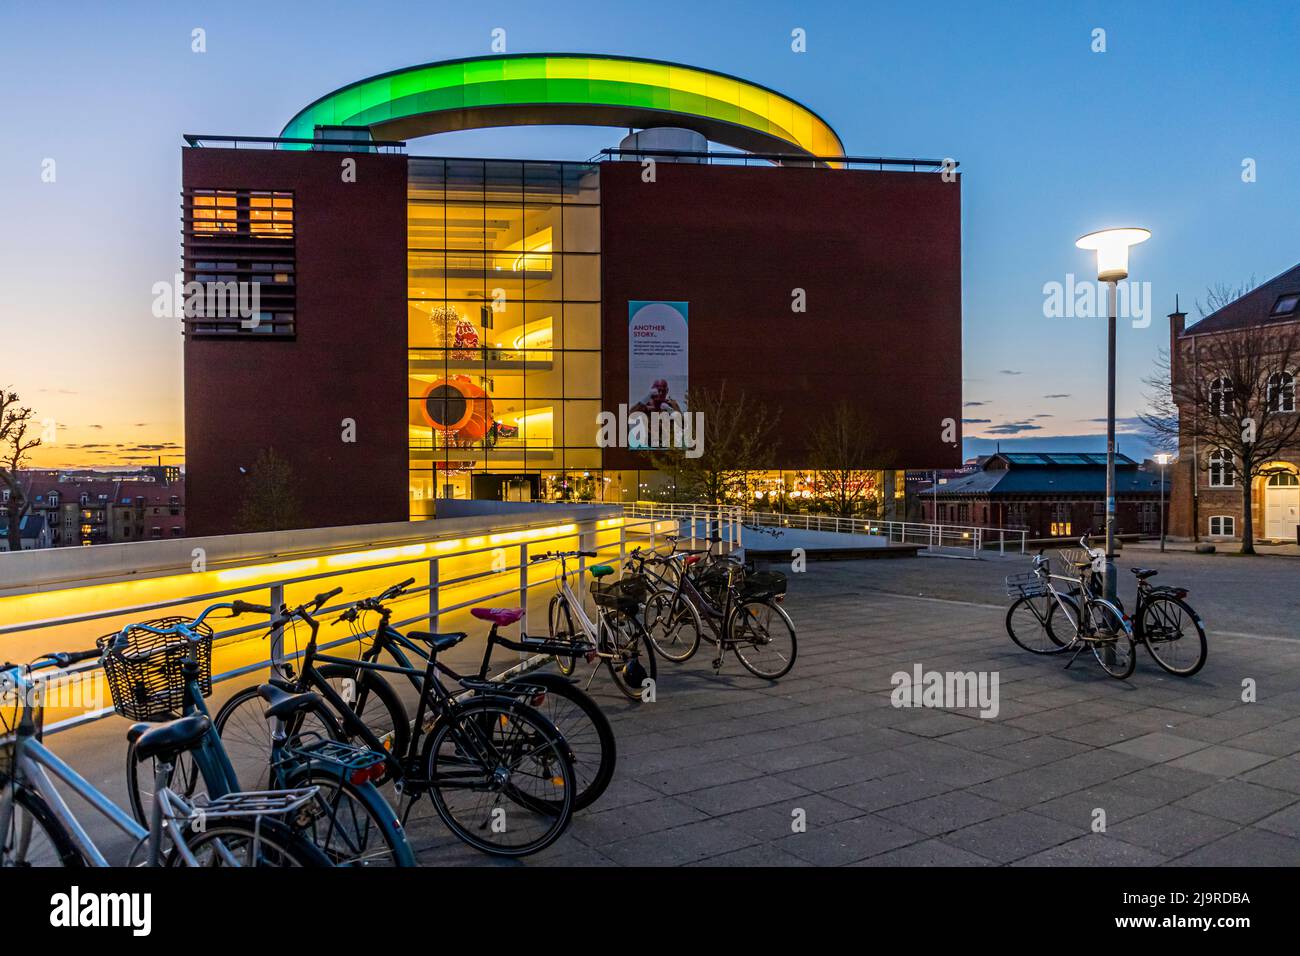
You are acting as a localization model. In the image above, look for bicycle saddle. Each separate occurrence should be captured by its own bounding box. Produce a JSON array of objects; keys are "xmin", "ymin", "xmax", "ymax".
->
[
  {"xmin": 127, "ymin": 714, "xmax": 211, "ymax": 761},
  {"xmin": 683, "ymin": 554, "xmax": 702, "ymax": 566},
  {"xmin": 589, "ymin": 564, "xmax": 614, "ymax": 578},
  {"xmin": 258, "ymin": 683, "xmax": 325, "ymax": 721},
  {"xmin": 408, "ymin": 630, "xmax": 469, "ymax": 653},
  {"xmin": 1130, "ymin": 568, "xmax": 1158, "ymax": 579},
  {"xmin": 471, "ymin": 607, "xmax": 523, "ymax": 626}
]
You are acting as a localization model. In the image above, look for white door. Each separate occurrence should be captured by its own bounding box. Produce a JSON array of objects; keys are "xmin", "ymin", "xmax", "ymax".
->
[{"xmin": 1264, "ymin": 482, "xmax": 1300, "ymax": 540}]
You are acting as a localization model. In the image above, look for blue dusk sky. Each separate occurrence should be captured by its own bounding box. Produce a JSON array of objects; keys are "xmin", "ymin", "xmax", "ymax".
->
[{"xmin": 1, "ymin": 0, "xmax": 1297, "ymax": 466}]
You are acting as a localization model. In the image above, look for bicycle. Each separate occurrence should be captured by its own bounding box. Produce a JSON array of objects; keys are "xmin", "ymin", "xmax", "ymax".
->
[
  {"xmin": 1004, "ymin": 537, "xmax": 1137, "ymax": 679},
  {"xmin": 636, "ymin": 543, "xmax": 797, "ymax": 679},
  {"xmin": 114, "ymin": 595, "xmax": 415, "ymax": 867},
  {"xmin": 216, "ymin": 578, "xmax": 616, "ymax": 812},
  {"xmin": 542, "ymin": 550, "xmax": 659, "ymax": 701},
  {"xmin": 1044, "ymin": 544, "xmax": 1207, "ymax": 677},
  {"xmin": 1, "ymin": 647, "xmax": 330, "ymax": 867},
  {"xmin": 213, "ymin": 586, "xmax": 577, "ymax": 857}
]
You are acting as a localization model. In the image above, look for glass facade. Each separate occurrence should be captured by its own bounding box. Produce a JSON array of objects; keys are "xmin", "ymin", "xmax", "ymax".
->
[{"xmin": 407, "ymin": 158, "xmax": 603, "ymax": 518}]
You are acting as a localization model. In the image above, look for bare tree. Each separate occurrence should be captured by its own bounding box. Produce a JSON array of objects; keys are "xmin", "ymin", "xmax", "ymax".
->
[
  {"xmin": 1, "ymin": 388, "xmax": 42, "ymax": 551},
  {"xmin": 805, "ymin": 401, "xmax": 896, "ymax": 518},
  {"xmin": 1173, "ymin": 319, "xmax": 1300, "ymax": 554},
  {"xmin": 1138, "ymin": 347, "xmax": 1179, "ymax": 455},
  {"xmin": 234, "ymin": 447, "xmax": 304, "ymax": 533},
  {"xmin": 649, "ymin": 382, "xmax": 779, "ymax": 505},
  {"xmin": 1195, "ymin": 277, "xmax": 1256, "ymax": 320}
]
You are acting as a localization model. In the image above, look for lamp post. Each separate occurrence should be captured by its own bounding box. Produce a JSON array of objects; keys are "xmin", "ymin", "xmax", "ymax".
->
[
  {"xmin": 1075, "ymin": 227, "xmax": 1151, "ymax": 606},
  {"xmin": 1154, "ymin": 452, "xmax": 1170, "ymax": 552}
]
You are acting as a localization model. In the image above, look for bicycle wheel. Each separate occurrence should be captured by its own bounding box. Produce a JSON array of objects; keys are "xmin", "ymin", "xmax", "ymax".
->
[
  {"xmin": 213, "ymin": 685, "xmax": 343, "ymax": 790},
  {"xmin": 729, "ymin": 598, "xmax": 798, "ymax": 679},
  {"xmin": 1139, "ymin": 595, "xmax": 1207, "ymax": 677},
  {"xmin": 422, "ymin": 698, "xmax": 574, "ymax": 856},
  {"xmin": 508, "ymin": 672, "xmax": 615, "ymax": 811},
  {"xmin": 316, "ymin": 665, "xmax": 411, "ymax": 770},
  {"xmin": 1085, "ymin": 598, "xmax": 1137, "ymax": 680},
  {"xmin": 126, "ymin": 740, "xmax": 202, "ymax": 827},
  {"xmin": 167, "ymin": 817, "xmax": 333, "ymax": 867},
  {"xmin": 1007, "ymin": 594, "xmax": 1073, "ymax": 654},
  {"xmin": 1, "ymin": 785, "xmax": 86, "ymax": 867},
  {"xmin": 283, "ymin": 767, "xmax": 414, "ymax": 867},
  {"xmin": 603, "ymin": 615, "xmax": 658, "ymax": 701},
  {"xmin": 644, "ymin": 587, "xmax": 702, "ymax": 663},
  {"xmin": 548, "ymin": 594, "xmax": 578, "ymax": 677}
]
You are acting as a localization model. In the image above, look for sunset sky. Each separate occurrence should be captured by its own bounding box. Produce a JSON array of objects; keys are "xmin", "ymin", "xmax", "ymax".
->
[{"xmin": 2, "ymin": 0, "xmax": 1298, "ymax": 468}]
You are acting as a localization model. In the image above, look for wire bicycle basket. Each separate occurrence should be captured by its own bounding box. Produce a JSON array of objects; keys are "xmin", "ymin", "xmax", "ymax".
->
[
  {"xmin": 96, "ymin": 617, "xmax": 213, "ymax": 721},
  {"xmin": 740, "ymin": 569, "xmax": 788, "ymax": 599},
  {"xmin": 1005, "ymin": 570, "xmax": 1047, "ymax": 599},
  {"xmin": 592, "ymin": 575, "xmax": 650, "ymax": 615}
]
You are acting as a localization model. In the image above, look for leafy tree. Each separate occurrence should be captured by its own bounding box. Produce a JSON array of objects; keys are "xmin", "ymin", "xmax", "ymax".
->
[{"xmin": 234, "ymin": 448, "xmax": 304, "ymax": 533}]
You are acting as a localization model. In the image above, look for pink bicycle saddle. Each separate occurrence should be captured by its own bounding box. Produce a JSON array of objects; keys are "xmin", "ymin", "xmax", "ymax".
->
[{"xmin": 470, "ymin": 607, "xmax": 524, "ymax": 626}]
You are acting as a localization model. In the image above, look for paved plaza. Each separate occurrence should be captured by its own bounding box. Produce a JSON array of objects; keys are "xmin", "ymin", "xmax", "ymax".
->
[
  {"xmin": 48, "ymin": 548, "xmax": 1299, "ymax": 867},
  {"xmin": 402, "ymin": 549, "xmax": 1300, "ymax": 866}
]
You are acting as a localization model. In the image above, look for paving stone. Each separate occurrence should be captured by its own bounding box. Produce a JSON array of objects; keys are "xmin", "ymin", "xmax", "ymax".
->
[
  {"xmin": 1171, "ymin": 827, "xmax": 1300, "ymax": 866},
  {"xmin": 600, "ymin": 818, "xmax": 760, "ymax": 866},
  {"xmin": 687, "ymin": 844, "xmax": 813, "ymax": 867},
  {"xmin": 1108, "ymin": 732, "xmax": 1210, "ymax": 763},
  {"xmin": 676, "ymin": 774, "xmax": 810, "ymax": 817},
  {"xmin": 855, "ymin": 838, "xmax": 996, "ymax": 866},
  {"xmin": 1255, "ymin": 801, "xmax": 1300, "ymax": 839},
  {"xmin": 876, "ymin": 790, "xmax": 1008, "ymax": 835},
  {"xmin": 634, "ymin": 759, "xmax": 763, "ymax": 795},
  {"xmin": 717, "ymin": 793, "xmax": 864, "ymax": 841},
  {"xmin": 1165, "ymin": 744, "xmax": 1276, "ymax": 778},
  {"xmin": 944, "ymin": 811, "xmax": 1087, "ymax": 863},
  {"xmin": 1108, "ymin": 805, "xmax": 1240, "ymax": 857},
  {"xmin": 1011, "ymin": 833, "xmax": 1166, "ymax": 866},
  {"xmin": 1240, "ymin": 756, "xmax": 1300, "ymax": 794},
  {"xmin": 773, "ymin": 814, "xmax": 926, "ymax": 865},
  {"xmin": 827, "ymin": 771, "xmax": 960, "ymax": 812}
]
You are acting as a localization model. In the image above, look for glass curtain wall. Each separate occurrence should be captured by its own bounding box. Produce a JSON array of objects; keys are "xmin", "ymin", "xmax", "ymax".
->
[{"xmin": 407, "ymin": 158, "xmax": 602, "ymax": 518}]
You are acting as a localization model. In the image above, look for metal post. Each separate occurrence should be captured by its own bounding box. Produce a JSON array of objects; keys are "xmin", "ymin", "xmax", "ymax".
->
[
  {"xmin": 268, "ymin": 583, "xmax": 286, "ymax": 679},
  {"xmin": 1000, "ymin": 530, "xmax": 1005, "ymax": 556},
  {"xmin": 1159, "ymin": 458, "xmax": 1167, "ymax": 553},
  {"xmin": 518, "ymin": 543, "xmax": 529, "ymax": 643},
  {"xmin": 428, "ymin": 557, "xmax": 440, "ymax": 634},
  {"xmin": 1104, "ymin": 280, "xmax": 1118, "ymax": 605}
]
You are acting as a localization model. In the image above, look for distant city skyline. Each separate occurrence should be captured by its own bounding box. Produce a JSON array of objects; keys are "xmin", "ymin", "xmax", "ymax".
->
[{"xmin": 3, "ymin": 1, "xmax": 1298, "ymax": 469}]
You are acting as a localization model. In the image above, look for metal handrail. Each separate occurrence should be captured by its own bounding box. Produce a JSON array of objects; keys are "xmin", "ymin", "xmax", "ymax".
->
[{"xmin": 4, "ymin": 509, "xmax": 676, "ymax": 735}]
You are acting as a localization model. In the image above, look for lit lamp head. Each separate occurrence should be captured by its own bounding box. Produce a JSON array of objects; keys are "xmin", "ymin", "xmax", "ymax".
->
[
  {"xmin": 1154, "ymin": 453, "xmax": 1171, "ymax": 466},
  {"xmin": 1075, "ymin": 227, "xmax": 1151, "ymax": 282}
]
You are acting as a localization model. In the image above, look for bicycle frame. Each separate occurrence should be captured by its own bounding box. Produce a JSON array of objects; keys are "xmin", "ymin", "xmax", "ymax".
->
[{"xmin": 3, "ymin": 664, "xmax": 260, "ymax": 868}]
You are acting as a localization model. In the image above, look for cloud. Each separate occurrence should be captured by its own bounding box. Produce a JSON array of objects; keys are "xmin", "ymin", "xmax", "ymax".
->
[
  {"xmin": 1044, "ymin": 393, "xmax": 1071, "ymax": 399},
  {"xmin": 999, "ymin": 370, "xmax": 1022, "ymax": 376},
  {"xmin": 963, "ymin": 401, "xmax": 987, "ymax": 407},
  {"xmin": 962, "ymin": 418, "xmax": 991, "ymax": 424},
  {"xmin": 986, "ymin": 421, "xmax": 1043, "ymax": 435}
]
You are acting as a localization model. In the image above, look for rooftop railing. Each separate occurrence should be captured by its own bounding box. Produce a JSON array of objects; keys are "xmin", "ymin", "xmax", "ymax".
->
[{"xmin": 593, "ymin": 148, "xmax": 957, "ymax": 172}]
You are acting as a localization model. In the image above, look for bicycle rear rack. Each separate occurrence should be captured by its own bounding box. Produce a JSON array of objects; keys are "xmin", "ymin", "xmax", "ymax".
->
[{"xmin": 190, "ymin": 787, "xmax": 318, "ymax": 819}]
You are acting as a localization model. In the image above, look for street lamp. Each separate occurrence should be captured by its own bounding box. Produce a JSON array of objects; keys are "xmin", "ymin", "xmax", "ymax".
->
[
  {"xmin": 1076, "ymin": 226, "xmax": 1151, "ymax": 606},
  {"xmin": 1154, "ymin": 452, "xmax": 1170, "ymax": 552}
]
